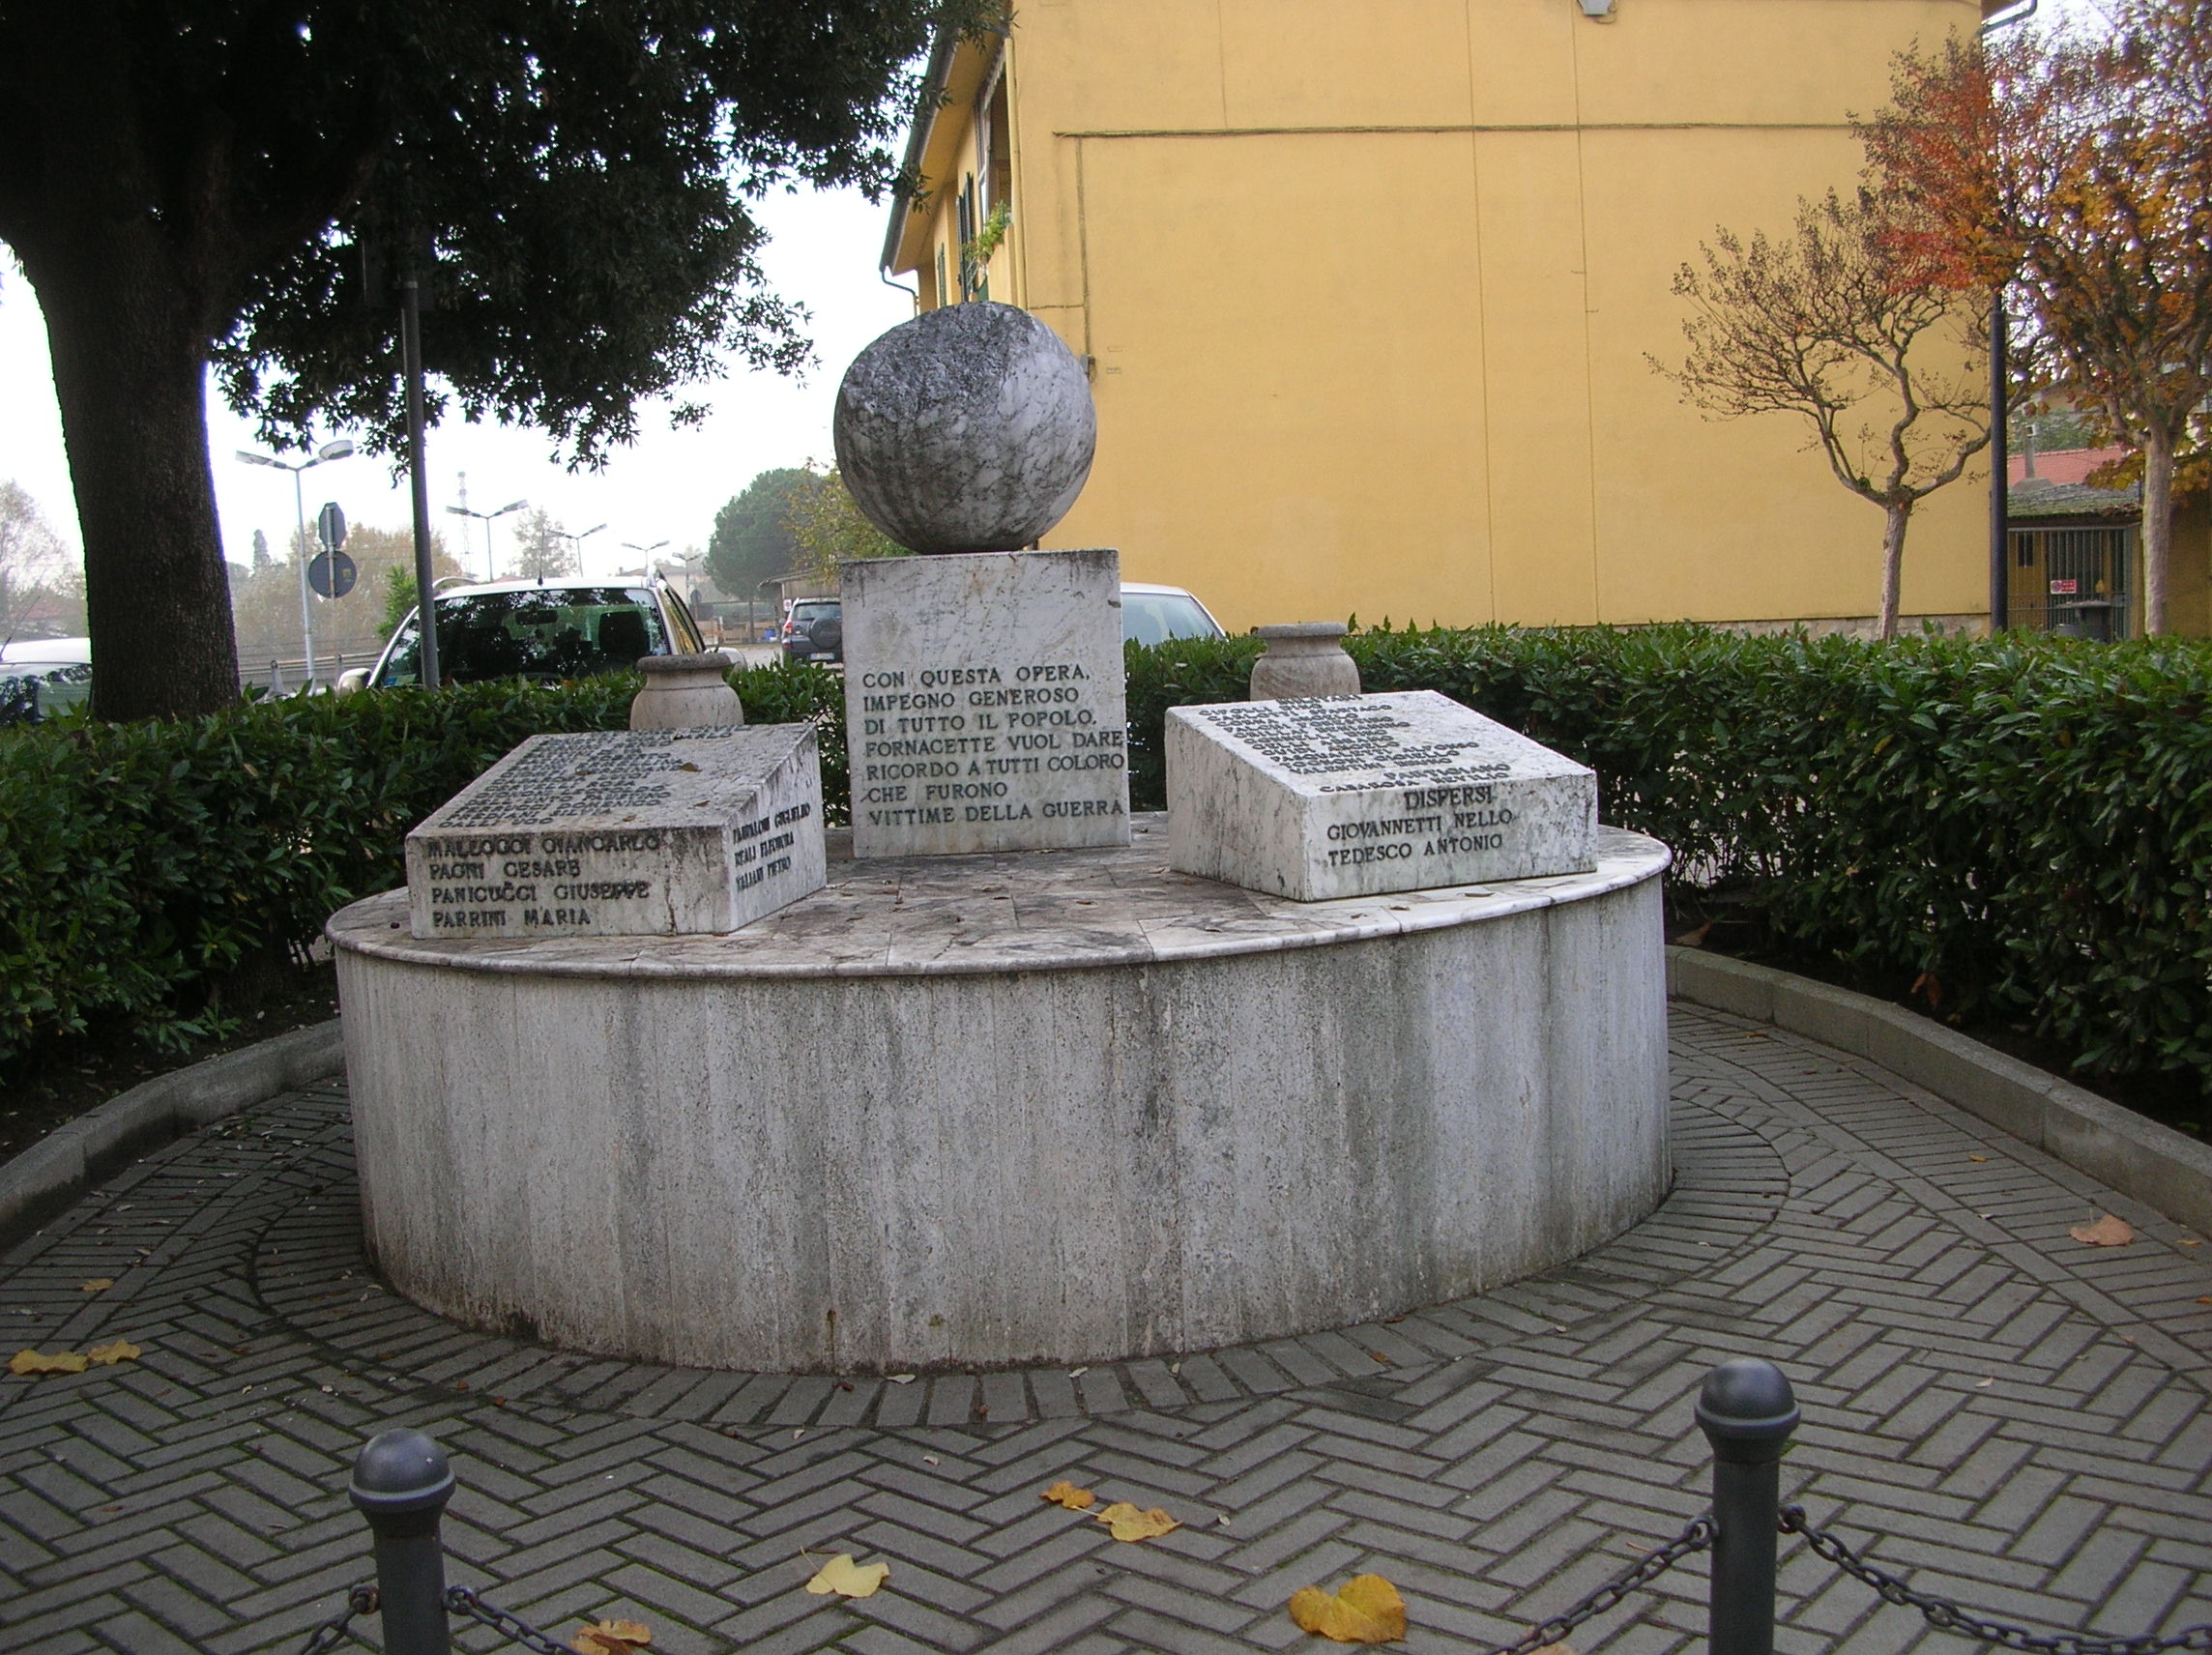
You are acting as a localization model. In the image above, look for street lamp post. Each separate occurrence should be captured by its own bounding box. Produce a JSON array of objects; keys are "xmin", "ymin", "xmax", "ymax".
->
[
  {"xmin": 556, "ymin": 523, "xmax": 606, "ymax": 579},
  {"xmin": 236, "ymin": 439, "xmax": 355, "ymax": 692},
  {"xmin": 446, "ymin": 475, "xmax": 528, "ymax": 583},
  {"xmin": 1981, "ymin": 0, "xmax": 2039, "ymax": 636},
  {"xmin": 620, "ymin": 538, "xmax": 670, "ymax": 581}
]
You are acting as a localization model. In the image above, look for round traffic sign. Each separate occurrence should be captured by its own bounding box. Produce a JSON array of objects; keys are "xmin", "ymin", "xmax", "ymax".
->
[{"xmin": 309, "ymin": 550, "xmax": 358, "ymax": 599}]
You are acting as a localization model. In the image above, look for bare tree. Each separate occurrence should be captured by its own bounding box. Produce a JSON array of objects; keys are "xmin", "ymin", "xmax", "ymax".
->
[{"xmin": 1653, "ymin": 190, "xmax": 1991, "ymax": 640}]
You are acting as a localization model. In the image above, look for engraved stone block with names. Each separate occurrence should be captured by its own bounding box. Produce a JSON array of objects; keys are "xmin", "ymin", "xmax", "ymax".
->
[
  {"xmin": 405, "ymin": 724, "xmax": 825, "ymax": 940},
  {"xmin": 843, "ymin": 546, "xmax": 1130, "ymax": 857},
  {"xmin": 1165, "ymin": 689, "xmax": 1597, "ymax": 901}
]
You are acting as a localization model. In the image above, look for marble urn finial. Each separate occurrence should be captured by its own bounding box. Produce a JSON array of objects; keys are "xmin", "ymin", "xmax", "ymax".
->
[{"xmin": 832, "ymin": 302, "xmax": 1096, "ymax": 555}]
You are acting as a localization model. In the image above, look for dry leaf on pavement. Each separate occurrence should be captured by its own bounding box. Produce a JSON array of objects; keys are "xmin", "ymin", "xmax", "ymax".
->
[
  {"xmin": 571, "ymin": 1620, "xmax": 651, "ymax": 1655},
  {"xmin": 1094, "ymin": 1502, "xmax": 1179, "ymax": 1542},
  {"xmin": 2070, "ymin": 1213, "xmax": 2135, "ymax": 1247},
  {"xmin": 1287, "ymin": 1573, "xmax": 1408, "ymax": 1643},
  {"xmin": 79, "ymin": 1279, "xmax": 113, "ymax": 1293},
  {"xmin": 804, "ymin": 1554, "xmax": 890, "ymax": 1598},
  {"xmin": 9, "ymin": 1349, "xmax": 88, "ymax": 1376},
  {"xmin": 87, "ymin": 1341, "xmax": 140, "ymax": 1366},
  {"xmin": 1041, "ymin": 1480, "xmax": 1096, "ymax": 1510}
]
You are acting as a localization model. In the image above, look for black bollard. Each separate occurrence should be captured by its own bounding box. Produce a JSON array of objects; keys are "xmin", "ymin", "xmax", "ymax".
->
[
  {"xmin": 1696, "ymin": 1359, "xmax": 1800, "ymax": 1655},
  {"xmin": 349, "ymin": 1429, "xmax": 456, "ymax": 1655}
]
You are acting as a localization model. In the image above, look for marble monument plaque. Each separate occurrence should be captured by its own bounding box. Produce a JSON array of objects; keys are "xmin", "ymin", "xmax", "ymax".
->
[
  {"xmin": 406, "ymin": 724, "xmax": 826, "ymax": 939},
  {"xmin": 1166, "ymin": 690, "xmax": 1596, "ymax": 901},
  {"xmin": 843, "ymin": 547, "xmax": 1130, "ymax": 857}
]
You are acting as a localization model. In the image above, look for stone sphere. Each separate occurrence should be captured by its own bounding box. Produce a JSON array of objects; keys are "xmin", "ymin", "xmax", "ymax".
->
[{"xmin": 833, "ymin": 302, "xmax": 1095, "ymax": 555}]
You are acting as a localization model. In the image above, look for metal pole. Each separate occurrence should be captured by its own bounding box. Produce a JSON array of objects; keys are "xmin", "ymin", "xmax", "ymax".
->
[
  {"xmin": 401, "ymin": 272, "xmax": 440, "ymax": 690},
  {"xmin": 292, "ymin": 467, "xmax": 315, "ymax": 693},
  {"xmin": 1990, "ymin": 292, "xmax": 2010, "ymax": 635},
  {"xmin": 349, "ymin": 1429, "xmax": 454, "ymax": 1655},
  {"xmin": 1696, "ymin": 1358, "xmax": 1800, "ymax": 1655}
]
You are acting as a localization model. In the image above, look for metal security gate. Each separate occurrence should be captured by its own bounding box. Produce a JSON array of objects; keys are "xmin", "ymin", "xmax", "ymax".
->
[{"xmin": 2007, "ymin": 523, "xmax": 2138, "ymax": 639}]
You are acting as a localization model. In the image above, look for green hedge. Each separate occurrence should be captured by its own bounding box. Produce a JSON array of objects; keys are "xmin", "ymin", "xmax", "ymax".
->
[
  {"xmin": 7, "ymin": 630, "xmax": 2210, "ymax": 1095},
  {"xmin": 1129, "ymin": 625, "xmax": 2212, "ymax": 1085}
]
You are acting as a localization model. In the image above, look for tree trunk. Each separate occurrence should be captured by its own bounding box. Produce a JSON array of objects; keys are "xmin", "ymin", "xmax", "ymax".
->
[
  {"xmin": 1877, "ymin": 501, "xmax": 1912, "ymax": 642},
  {"xmin": 29, "ymin": 246, "xmax": 240, "ymax": 721},
  {"xmin": 2140, "ymin": 423, "xmax": 2173, "ymax": 637}
]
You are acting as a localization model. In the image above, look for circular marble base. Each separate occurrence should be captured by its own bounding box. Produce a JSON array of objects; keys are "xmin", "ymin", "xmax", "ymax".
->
[{"xmin": 328, "ymin": 816, "xmax": 1671, "ymax": 1373}]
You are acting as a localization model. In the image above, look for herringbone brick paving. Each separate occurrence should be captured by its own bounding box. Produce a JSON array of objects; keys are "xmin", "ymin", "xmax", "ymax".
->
[{"xmin": 3, "ymin": 1006, "xmax": 2209, "ymax": 1653}]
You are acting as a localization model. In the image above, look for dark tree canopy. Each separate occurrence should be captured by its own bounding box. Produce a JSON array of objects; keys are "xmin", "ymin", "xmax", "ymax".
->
[
  {"xmin": 706, "ymin": 467, "xmax": 812, "ymax": 595},
  {"xmin": 0, "ymin": 1, "xmax": 981, "ymax": 718}
]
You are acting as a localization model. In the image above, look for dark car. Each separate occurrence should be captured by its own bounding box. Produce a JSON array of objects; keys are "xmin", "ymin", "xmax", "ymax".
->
[
  {"xmin": 782, "ymin": 598, "xmax": 843, "ymax": 665},
  {"xmin": 339, "ymin": 580, "xmax": 707, "ymax": 691}
]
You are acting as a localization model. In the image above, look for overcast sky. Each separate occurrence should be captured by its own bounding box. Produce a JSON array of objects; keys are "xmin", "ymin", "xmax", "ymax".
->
[{"xmin": 0, "ymin": 184, "xmax": 914, "ymax": 585}]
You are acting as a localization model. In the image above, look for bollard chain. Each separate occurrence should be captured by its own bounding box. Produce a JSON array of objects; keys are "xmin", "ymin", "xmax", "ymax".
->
[
  {"xmin": 297, "ymin": 1584, "xmax": 378, "ymax": 1655},
  {"xmin": 1782, "ymin": 1507, "xmax": 2212, "ymax": 1655},
  {"xmin": 444, "ymin": 1584, "xmax": 582, "ymax": 1655},
  {"xmin": 1481, "ymin": 1514, "xmax": 1718, "ymax": 1655}
]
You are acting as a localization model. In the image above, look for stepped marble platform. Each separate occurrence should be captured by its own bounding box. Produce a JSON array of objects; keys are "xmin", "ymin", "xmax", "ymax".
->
[{"xmin": 328, "ymin": 815, "xmax": 1670, "ymax": 1372}]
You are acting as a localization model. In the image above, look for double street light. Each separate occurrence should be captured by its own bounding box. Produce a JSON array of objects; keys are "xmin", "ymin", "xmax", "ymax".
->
[
  {"xmin": 235, "ymin": 439, "xmax": 355, "ymax": 692},
  {"xmin": 557, "ymin": 522, "xmax": 606, "ymax": 577},
  {"xmin": 446, "ymin": 480, "xmax": 529, "ymax": 583}
]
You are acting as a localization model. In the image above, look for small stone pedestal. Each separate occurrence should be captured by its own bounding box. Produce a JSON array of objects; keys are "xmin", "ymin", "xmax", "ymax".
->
[
  {"xmin": 630, "ymin": 652, "xmax": 742, "ymax": 730},
  {"xmin": 1249, "ymin": 624, "xmax": 1360, "ymax": 699},
  {"xmin": 842, "ymin": 547, "xmax": 1130, "ymax": 857}
]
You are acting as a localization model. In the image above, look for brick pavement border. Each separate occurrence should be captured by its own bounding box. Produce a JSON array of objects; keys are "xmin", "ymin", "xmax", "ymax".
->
[
  {"xmin": 1667, "ymin": 947, "xmax": 2212, "ymax": 1240},
  {"xmin": 0, "ymin": 1021, "xmax": 343, "ymax": 1253}
]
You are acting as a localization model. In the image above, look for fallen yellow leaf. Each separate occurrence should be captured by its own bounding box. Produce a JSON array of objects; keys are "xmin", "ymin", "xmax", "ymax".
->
[
  {"xmin": 86, "ymin": 1341, "xmax": 140, "ymax": 1366},
  {"xmin": 804, "ymin": 1554, "xmax": 889, "ymax": 1599},
  {"xmin": 1967, "ymin": 1155, "xmax": 1987, "ymax": 1163},
  {"xmin": 9, "ymin": 1349, "xmax": 89, "ymax": 1376},
  {"xmin": 2070, "ymin": 1213, "xmax": 2135, "ymax": 1247},
  {"xmin": 1095, "ymin": 1502, "xmax": 1179, "ymax": 1542},
  {"xmin": 1042, "ymin": 1480, "xmax": 1096, "ymax": 1510},
  {"xmin": 79, "ymin": 1279, "xmax": 113, "ymax": 1293},
  {"xmin": 1288, "ymin": 1574, "xmax": 1407, "ymax": 1643},
  {"xmin": 571, "ymin": 1620, "xmax": 651, "ymax": 1655}
]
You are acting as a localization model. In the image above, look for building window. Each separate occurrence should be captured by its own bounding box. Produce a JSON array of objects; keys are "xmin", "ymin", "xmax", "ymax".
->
[
  {"xmin": 956, "ymin": 174, "xmax": 979, "ymax": 301},
  {"xmin": 981, "ymin": 70, "xmax": 1011, "ymax": 216}
]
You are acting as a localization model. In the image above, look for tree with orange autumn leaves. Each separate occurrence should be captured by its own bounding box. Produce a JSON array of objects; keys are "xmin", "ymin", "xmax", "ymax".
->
[{"xmin": 1859, "ymin": 0, "xmax": 2212, "ymax": 635}]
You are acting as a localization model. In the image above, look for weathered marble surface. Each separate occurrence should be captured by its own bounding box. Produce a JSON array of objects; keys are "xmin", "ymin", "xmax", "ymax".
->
[
  {"xmin": 1248, "ymin": 623, "xmax": 1361, "ymax": 700},
  {"xmin": 403, "ymin": 725, "xmax": 824, "ymax": 940},
  {"xmin": 1167, "ymin": 690, "xmax": 1596, "ymax": 901},
  {"xmin": 843, "ymin": 547, "xmax": 1130, "ymax": 858},
  {"xmin": 332, "ymin": 820, "xmax": 1670, "ymax": 1371},
  {"xmin": 833, "ymin": 303, "xmax": 1095, "ymax": 554}
]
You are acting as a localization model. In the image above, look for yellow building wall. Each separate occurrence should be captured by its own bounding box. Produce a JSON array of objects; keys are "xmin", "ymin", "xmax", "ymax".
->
[{"xmin": 896, "ymin": 0, "xmax": 1991, "ymax": 634}]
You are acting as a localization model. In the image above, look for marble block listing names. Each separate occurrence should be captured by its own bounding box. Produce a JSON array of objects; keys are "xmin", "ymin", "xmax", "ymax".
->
[
  {"xmin": 405, "ymin": 724, "xmax": 826, "ymax": 939},
  {"xmin": 842, "ymin": 546, "xmax": 1130, "ymax": 857},
  {"xmin": 1165, "ymin": 690, "xmax": 1597, "ymax": 901}
]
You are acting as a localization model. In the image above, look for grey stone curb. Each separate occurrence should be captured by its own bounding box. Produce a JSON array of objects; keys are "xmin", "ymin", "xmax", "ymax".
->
[
  {"xmin": 0, "ymin": 1018, "xmax": 344, "ymax": 1251},
  {"xmin": 1668, "ymin": 944, "xmax": 2212, "ymax": 1234}
]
